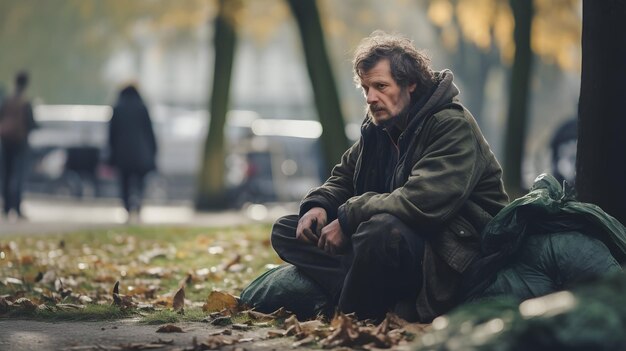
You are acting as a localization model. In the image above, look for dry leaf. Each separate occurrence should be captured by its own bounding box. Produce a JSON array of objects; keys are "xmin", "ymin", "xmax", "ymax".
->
[
  {"xmin": 232, "ymin": 323, "xmax": 251, "ymax": 331},
  {"xmin": 156, "ymin": 324, "xmax": 184, "ymax": 333},
  {"xmin": 194, "ymin": 335, "xmax": 234, "ymax": 349},
  {"xmin": 14, "ymin": 298, "xmax": 37, "ymax": 311},
  {"xmin": 300, "ymin": 320, "xmax": 325, "ymax": 334},
  {"xmin": 112, "ymin": 281, "xmax": 135, "ymax": 309},
  {"xmin": 172, "ymin": 286, "xmax": 185, "ymax": 312},
  {"xmin": 202, "ymin": 291, "xmax": 238, "ymax": 313},
  {"xmin": 245, "ymin": 310, "xmax": 276, "ymax": 322},
  {"xmin": 269, "ymin": 307, "xmax": 292, "ymax": 318},
  {"xmin": 113, "ymin": 290, "xmax": 122, "ymax": 306},
  {"xmin": 267, "ymin": 329, "xmax": 288, "ymax": 338},
  {"xmin": 374, "ymin": 313, "xmax": 391, "ymax": 335},
  {"xmin": 245, "ymin": 307, "xmax": 293, "ymax": 322},
  {"xmin": 320, "ymin": 312, "xmax": 389, "ymax": 349},
  {"xmin": 381, "ymin": 312, "xmax": 409, "ymax": 330}
]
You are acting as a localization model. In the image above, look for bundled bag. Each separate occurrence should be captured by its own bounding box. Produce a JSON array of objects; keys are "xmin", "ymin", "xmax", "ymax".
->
[
  {"xmin": 464, "ymin": 173, "xmax": 626, "ymax": 301},
  {"xmin": 240, "ymin": 264, "xmax": 332, "ymax": 320}
]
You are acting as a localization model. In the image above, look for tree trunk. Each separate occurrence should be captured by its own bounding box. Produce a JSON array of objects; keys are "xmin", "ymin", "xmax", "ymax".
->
[
  {"xmin": 503, "ymin": 0, "xmax": 534, "ymax": 198},
  {"xmin": 286, "ymin": 0, "xmax": 349, "ymax": 175},
  {"xmin": 195, "ymin": 0, "xmax": 239, "ymax": 210},
  {"xmin": 577, "ymin": 0, "xmax": 626, "ymax": 225}
]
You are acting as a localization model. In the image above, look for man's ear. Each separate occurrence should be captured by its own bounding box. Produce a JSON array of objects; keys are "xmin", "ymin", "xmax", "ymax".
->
[{"xmin": 408, "ymin": 83, "xmax": 416, "ymax": 93}]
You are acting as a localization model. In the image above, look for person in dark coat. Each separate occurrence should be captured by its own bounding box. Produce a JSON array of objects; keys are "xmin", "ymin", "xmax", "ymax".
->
[
  {"xmin": 0, "ymin": 71, "xmax": 37, "ymax": 220},
  {"xmin": 108, "ymin": 85, "xmax": 157, "ymax": 221}
]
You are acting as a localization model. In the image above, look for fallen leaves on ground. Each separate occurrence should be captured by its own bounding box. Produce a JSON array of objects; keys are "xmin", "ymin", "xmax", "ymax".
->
[
  {"xmin": 0, "ymin": 225, "xmax": 432, "ymax": 349},
  {"xmin": 0, "ymin": 226, "xmax": 282, "ymax": 318},
  {"xmin": 267, "ymin": 312, "xmax": 429, "ymax": 349}
]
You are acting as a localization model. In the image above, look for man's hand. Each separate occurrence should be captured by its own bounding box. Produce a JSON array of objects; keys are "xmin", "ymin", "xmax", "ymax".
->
[
  {"xmin": 296, "ymin": 207, "xmax": 328, "ymax": 245},
  {"xmin": 318, "ymin": 219, "xmax": 348, "ymax": 255}
]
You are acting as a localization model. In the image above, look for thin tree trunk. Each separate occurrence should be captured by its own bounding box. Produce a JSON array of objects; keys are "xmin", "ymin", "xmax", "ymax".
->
[
  {"xmin": 195, "ymin": 0, "xmax": 239, "ymax": 210},
  {"xmin": 503, "ymin": 0, "xmax": 533, "ymax": 198},
  {"xmin": 286, "ymin": 0, "xmax": 349, "ymax": 175},
  {"xmin": 577, "ymin": 0, "xmax": 626, "ymax": 225}
]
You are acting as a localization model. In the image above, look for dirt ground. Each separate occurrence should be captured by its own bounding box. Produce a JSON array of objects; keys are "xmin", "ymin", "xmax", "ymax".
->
[{"xmin": 0, "ymin": 318, "xmax": 416, "ymax": 351}]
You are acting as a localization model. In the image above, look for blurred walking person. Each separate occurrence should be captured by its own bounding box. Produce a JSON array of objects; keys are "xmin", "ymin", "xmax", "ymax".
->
[
  {"xmin": 108, "ymin": 85, "xmax": 157, "ymax": 223},
  {"xmin": 0, "ymin": 71, "xmax": 37, "ymax": 221}
]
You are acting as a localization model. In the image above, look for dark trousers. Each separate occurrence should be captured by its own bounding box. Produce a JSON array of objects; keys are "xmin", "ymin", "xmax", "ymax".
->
[
  {"xmin": 271, "ymin": 213, "xmax": 425, "ymax": 321},
  {"xmin": 1, "ymin": 143, "xmax": 28, "ymax": 216},
  {"xmin": 119, "ymin": 170, "xmax": 146, "ymax": 213}
]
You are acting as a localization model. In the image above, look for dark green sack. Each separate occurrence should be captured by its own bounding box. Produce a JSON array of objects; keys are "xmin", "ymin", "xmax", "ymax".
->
[
  {"xmin": 480, "ymin": 231, "xmax": 622, "ymax": 300},
  {"xmin": 482, "ymin": 173, "xmax": 626, "ymax": 261},
  {"xmin": 239, "ymin": 264, "xmax": 332, "ymax": 320},
  {"xmin": 464, "ymin": 173, "xmax": 626, "ymax": 300}
]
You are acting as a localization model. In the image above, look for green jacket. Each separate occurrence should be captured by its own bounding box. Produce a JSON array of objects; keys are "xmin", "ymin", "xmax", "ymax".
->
[{"xmin": 300, "ymin": 70, "xmax": 508, "ymax": 321}]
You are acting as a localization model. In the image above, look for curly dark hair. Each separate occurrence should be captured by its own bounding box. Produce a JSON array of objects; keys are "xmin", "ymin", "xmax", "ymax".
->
[{"xmin": 353, "ymin": 31, "xmax": 435, "ymax": 99}]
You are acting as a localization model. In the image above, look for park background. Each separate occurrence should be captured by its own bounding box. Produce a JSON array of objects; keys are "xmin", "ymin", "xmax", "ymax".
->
[
  {"xmin": 0, "ymin": 0, "xmax": 583, "ymax": 215},
  {"xmin": 2, "ymin": 2, "xmax": 626, "ymax": 350}
]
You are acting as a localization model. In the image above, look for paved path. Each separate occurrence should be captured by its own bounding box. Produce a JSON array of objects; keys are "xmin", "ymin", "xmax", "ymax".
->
[
  {"xmin": 0, "ymin": 319, "xmax": 295, "ymax": 351},
  {"xmin": 0, "ymin": 196, "xmax": 298, "ymax": 236}
]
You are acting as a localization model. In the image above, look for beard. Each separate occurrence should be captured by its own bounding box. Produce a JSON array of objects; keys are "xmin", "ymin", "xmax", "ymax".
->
[{"xmin": 367, "ymin": 102, "xmax": 412, "ymax": 129}]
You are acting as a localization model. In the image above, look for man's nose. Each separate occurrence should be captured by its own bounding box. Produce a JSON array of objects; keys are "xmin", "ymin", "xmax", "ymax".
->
[{"xmin": 366, "ymin": 89, "xmax": 378, "ymax": 104}]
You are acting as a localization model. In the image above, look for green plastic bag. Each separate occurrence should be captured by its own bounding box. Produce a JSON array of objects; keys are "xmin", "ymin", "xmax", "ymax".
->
[
  {"xmin": 464, "ymin": 173, "xmax": 626, "ymax": 301},
  {"xmin": 481, "ymin": 231, "xmax": 621, "ymax": 300},
  {"xmin": 482, "ymin": 173, "xmax": 626, "ymax": 261},
  {"xmin": 240, "ymin": 264, "xmax": 332, "ymax": 320}
]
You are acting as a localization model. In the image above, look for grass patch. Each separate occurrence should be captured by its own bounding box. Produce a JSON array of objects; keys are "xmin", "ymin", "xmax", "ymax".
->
[
  {"xmin": 140, "ymin": 307, "xmax": 207, "ymax": 325},
  {"xmin": 0, "ymin": 224, "xmax": 282, "ymax": 321}
]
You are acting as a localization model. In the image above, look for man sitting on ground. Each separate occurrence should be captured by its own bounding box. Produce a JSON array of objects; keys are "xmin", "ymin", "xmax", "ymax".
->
[{"xmin": 269, "ymin": 31, "xmax": 508, "ymax": 323}]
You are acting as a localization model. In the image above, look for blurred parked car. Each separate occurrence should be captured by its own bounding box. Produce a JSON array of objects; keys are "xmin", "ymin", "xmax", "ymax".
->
[
  {"xmin": 28, "ymin": 105, "xmax": 117, "ymax": 198},
  {"xmin": 26, "ymin": 105, "xmax": 324, "ymax": 206}
]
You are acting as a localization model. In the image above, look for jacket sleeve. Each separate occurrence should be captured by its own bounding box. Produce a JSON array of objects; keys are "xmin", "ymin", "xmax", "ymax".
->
[
  {"xmin": 299, "ymin": 139, "xmax": 361, "ymax": 220},
  {"xmin": 338, "ymin": 115, "xmax": 485, "ymax": 235}
]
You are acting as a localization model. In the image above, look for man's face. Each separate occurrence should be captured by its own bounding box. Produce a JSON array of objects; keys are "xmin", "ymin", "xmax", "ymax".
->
[{"xmin": 359, "ymin": 59, "xmax": 416, "ymax": 127}]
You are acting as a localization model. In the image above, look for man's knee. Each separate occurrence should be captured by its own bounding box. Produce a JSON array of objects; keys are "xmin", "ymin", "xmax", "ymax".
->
[
  {"xmin": 351, "ymin": 213, "xmax": 410, "ymax": 258},
  {"xmin": 270, "ymin": 214, "xmax": 299, "ymax": 253}
]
